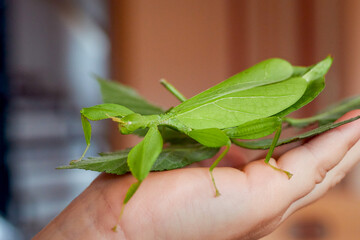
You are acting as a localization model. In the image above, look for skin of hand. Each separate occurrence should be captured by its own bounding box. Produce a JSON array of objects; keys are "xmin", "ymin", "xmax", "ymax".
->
[{"xmin": 34, "ymin": 110, "xmax": 360, "ymax": 240}]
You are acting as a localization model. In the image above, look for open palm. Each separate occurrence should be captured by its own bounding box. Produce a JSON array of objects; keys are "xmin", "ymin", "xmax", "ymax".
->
[{"xmin": 35, "ymin": 110, "xmax": 360, "ymax": 240}]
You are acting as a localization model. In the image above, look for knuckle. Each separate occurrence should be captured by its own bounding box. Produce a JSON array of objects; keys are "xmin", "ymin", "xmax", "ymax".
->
[
  {"xmin": 314, "ymin": 166, "xmax": 328, "ymax": 184},
  {"xmin": 301, "ymin": 144, "xmax": 329, "ymax": 184},
  {"xmin": 330, "ymin": 171, "xmax": 346, "ymax": 188}
]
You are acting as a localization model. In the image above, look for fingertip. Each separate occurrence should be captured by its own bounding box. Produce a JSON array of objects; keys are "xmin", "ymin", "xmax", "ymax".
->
[{"xmin": 275, "ymin": 110, "xmax": 360, "ymax": 201}]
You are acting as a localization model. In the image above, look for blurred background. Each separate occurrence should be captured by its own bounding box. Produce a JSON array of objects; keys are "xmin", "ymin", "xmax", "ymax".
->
[{"xmin": 1, "ymin": 0, "xmax": 360, "ymax": 239}]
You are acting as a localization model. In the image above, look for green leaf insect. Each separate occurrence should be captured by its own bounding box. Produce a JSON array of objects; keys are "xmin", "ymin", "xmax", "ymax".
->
[{"xmin": 71, "ymin": 56, "xmax": 335, "ymax": 227}]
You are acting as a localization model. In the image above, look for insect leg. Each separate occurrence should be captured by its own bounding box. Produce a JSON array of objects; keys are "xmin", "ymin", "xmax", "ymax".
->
[
  {"xmin": 113, "ymin": 126, "xmax": 163, "ymax": 231},
  {"xmin": 209, "ymin": 142, "xmax": 231, "ymax": 197},
  {"xmin": 112, "ymin": 180, "xmax": 142, "ymax": 232},
  {"xmin": 71, "ymin": 114, "xmax": 91, "ymax": 164},
  {"xmin": 188, "ymin": 128, "xmax": 231, "ymax": 196},
  {"xmin": 264, "ymin": 124, "xmax": 293, "ymax": 179},
  {"xmin": 160, "ymin": 78, "xmax": 187, "ymax": 102}
]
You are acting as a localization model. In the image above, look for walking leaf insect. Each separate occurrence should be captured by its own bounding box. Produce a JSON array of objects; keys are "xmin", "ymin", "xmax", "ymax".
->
[{"xmin": 74, "ymin": 56, "xmax": 332, "ymax": 225}]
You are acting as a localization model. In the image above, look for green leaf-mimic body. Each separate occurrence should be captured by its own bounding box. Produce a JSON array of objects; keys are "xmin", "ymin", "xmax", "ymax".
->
[
  {"xmin": 74, "ymin": 56, "xmax": 333, "ymax": 212},
  {"xmin": 164, "ymin": 77, "xmax": 307, "ymax": 130}
]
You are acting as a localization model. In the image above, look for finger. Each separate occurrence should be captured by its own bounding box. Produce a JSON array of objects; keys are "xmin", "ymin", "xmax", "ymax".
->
[
  {"xmin": 282, "ymin": 121, "xmax": 360, "ymax": 219},
  {"xmin": 278, "ymin": 110, "xmax": 360, "ymax": 200},
  {"xmin": 234, "ymin": 110, "xmax": 360, "ymax": 237},
  {"xmin": 260, "ymin": 109, "xmax": 360, "ymax": 221},
  {"xmin": 282, "ymin": 138, "xmax": 360, "ymax": 220}
]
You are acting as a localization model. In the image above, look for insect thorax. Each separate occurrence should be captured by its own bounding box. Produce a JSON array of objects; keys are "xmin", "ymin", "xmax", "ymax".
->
[{"xmin": 119, "ymin": 113, "xmax": 160, "ymax": 134}]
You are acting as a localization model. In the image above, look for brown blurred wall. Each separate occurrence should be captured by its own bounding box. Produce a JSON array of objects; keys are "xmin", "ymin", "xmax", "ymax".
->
[
  {"xmin": 341, "ymin": 0, "xmax": 360, "ymax": 97},
  {"xmin": 110, "ymin": 1, "xmax": 228, "ymax": 107}
]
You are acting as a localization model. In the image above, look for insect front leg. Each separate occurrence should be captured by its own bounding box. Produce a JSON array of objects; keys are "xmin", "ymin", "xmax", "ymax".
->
[
  {"xmin": 72, "ymin": 103, "xmax": 134, "ymax": 164},
  {"xmin": 264, "ymin": 123, "xmax": 293, "ymax": 179},
  {"xmin": 71, "ymin": 114, "xmax": 91, "ymax": 164}
]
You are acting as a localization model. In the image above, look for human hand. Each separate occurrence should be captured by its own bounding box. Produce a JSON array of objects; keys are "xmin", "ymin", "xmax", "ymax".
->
[{"xmin": 34, "ymin": 110, "xmax": 360, "ymax": 240}]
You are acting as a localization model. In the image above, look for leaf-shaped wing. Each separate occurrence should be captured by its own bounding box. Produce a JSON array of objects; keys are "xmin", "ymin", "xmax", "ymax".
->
[
  {"xmin": 170, "ymin": 58, "xmax": 293, "ymax": 114},
  {"xmin": 276, "ymin": 56, "xmax": 332, "ymax": 117},
  {"xmin": 168, "ymin": 77, "xmax": 307, "ymax": 129},
  {"xmin": 302, "ymin": 56, "xmax": 333, "ymax": 83}
]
